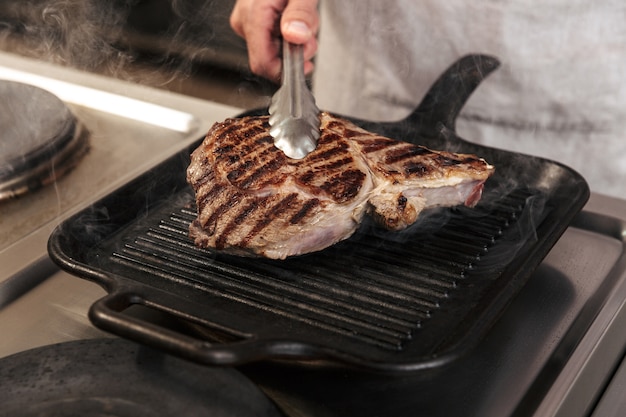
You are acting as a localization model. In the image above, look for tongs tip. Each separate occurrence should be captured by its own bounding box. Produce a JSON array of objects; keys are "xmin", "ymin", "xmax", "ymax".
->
[
  {"xmin": 268, "ymin": 40, "xmax": 320, "ymax": 160},
  {"xmin": 271, "ymin": 117, "xmax": 320, "ymax": 159}
]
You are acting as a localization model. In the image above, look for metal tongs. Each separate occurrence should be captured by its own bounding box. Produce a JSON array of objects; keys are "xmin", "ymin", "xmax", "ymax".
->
[{"xmin": 268, "ymin": 40, "xmax": 320, "ymax": 159}]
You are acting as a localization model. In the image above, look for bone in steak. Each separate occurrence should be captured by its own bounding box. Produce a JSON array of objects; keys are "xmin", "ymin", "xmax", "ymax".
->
[{"xmin": 186, "ymin": 112, "xmax": 495, "ymax": 259}]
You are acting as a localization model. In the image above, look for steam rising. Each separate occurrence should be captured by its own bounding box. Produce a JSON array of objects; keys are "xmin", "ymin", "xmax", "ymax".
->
[
  {"xmin": 0, "ymin": 0, "xmax": 245, "ymax": 87},
  {"xmin": 0, "ymin": 1, "xmax": 136, "ymax": 73}
]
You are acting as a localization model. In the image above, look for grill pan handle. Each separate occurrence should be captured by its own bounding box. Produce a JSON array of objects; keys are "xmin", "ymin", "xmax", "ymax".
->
[
  {"xmin": 404, "ymin": 54, "xmax": 500, "ymax": 135},
  {"xmin": 88, "ymin": 285, "xmax": 323, "ymax": 366},
  {"xmin": 349, "ymin": 54, "xmax": 501, "ymax": 145}
]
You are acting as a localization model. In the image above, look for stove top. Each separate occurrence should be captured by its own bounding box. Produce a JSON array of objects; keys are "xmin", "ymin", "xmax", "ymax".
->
[
  {"xmin": 0, "ymin": 51, "xmax": 239, "ymax": 304},
  {"xmin": 1, "ymin": 51, "xmax": 626, "ymax": 417},
  {"xmin": 0, "ymin": 80, "xmax": 89, "ymax": 201}
]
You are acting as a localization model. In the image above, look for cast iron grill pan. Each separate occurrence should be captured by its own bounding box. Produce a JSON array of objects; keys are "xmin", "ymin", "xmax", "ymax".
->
[{"xmin": 48, "ymin": 55, "xmax": 590, "ymax": 372}]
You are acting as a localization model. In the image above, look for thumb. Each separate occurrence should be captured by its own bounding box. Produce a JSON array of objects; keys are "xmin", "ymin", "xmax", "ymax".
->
[{"xmin": 280, "ymin": 0, "xmax": 319, "ymax": 44}]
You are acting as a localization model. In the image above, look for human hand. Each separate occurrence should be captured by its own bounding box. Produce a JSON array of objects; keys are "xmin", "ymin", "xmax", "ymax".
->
[{"xmin": 230, "ymin": 0, "xmax": 319, "ymax": 81}]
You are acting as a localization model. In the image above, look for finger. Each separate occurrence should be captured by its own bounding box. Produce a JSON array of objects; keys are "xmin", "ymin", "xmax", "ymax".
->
[
  {"xmin": 230, "ymin": 0, "xmax": 286, "ymax": 81},
  {"xmin": 247, "ymin": 33, "xmax": 283, "ymax": 81},
  {"xmin": 303, "ymin": 60, "xmax": 315, "ymax": 76},
  {"xmin": 229, "ymin": 0, "xmax": 247, "ymax": 37},
  {"xmin": 302, "ymin": 36, "xmax": 317, "ymax": 61},
  {"xmin": 280, "ymin": 0, "xmax": 319, "ymax": 44}
]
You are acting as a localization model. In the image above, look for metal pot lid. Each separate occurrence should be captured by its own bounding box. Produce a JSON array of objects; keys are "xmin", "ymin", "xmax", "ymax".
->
[
  {"xmin": 0, "ymin": 80, "xmax": 89, "ymax": 200},
  {"xmin": 0, "ymin": 338, "xmax": 284, "ymax": 417}
]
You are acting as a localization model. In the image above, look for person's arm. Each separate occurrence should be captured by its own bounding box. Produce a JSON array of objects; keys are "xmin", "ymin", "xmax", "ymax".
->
[{"xmin": 230, "ymin": 0, "xmax": 319, "ymax": 81}]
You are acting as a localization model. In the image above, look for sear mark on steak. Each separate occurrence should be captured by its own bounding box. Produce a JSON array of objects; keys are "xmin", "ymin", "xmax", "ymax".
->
[{"xmin": 187, "ymin": 112, "xmax": 495, "ymax": 259}]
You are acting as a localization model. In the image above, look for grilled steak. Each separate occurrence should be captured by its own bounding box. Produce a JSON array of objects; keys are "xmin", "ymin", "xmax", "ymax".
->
[{"xmin": 187, "ymin": 112, "xmax": 495, "ymax": 259}]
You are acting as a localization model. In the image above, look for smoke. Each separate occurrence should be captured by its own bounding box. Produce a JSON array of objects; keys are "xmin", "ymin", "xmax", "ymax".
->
[
  {"xmin": 0, "ymin": 1, "xmax": 137, "ymax": 74},
  {"xmin": 0, "ymin": 0, "xmax": 248, "ymax": 88}
]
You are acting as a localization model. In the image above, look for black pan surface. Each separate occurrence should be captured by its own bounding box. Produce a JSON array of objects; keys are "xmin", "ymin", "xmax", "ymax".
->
[
  {"xmin": 48, "ymin": 55, "xmax": 590, "ymax": 373},
  {"xmin": 0, "ymin": 338, "xmax": 283, "ymax": 417}
]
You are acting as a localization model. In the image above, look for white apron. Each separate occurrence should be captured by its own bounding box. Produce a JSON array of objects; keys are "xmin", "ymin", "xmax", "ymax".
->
[{"xmin": 312, "ymin": 1, "xmax": 626, "ymax": 199}]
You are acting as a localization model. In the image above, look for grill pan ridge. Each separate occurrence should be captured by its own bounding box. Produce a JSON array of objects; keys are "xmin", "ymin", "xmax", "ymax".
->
[
  {"xmin": 48, "ymin": 55, "xmax": 590, "ymax": 372},
  {"xmin": 105, "ymin": 187, "xmax": 530, "ymax": 353}
]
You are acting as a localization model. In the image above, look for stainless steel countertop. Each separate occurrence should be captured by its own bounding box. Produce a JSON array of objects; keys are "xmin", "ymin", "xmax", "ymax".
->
[{"xmin": 0, "ymin": 51, "xmax": 240, "ymax": 303}]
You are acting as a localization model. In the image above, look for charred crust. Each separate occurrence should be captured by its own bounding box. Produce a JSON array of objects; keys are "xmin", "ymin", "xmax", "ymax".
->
[
  {"xmin": 190, "ymin": 169, "xmax": 213, "ymax": 189},
  {"xmin": 212, "ymin": 120, "xmax": 240, "ymax": 138},
  {"xmin": 324, "ymin": 120, "xmax": 362, "ymax": 139},
  {"xmin": 320, "ymin": 169, "xmax": 366, "ymax": 203},
  {"xmin": 397, "ymin": 194, "xmax": 408, "ymax": 210},
  {"xmin": 197, "ymin": 182, "xmax": 222, "ymax": 212},
  {"xmin": 298, "ymin": 171, "xmax": 315, "ymax": 184},
  {"xmin": 226, "ymin": 160, "xmax": 253, "ymax": 183},
  {"xmin": 320, "ymin": 156, "xmax": 354, "ymax": 171},
  {"xmin": 216, "ymin": 198, "xmax": 262, "ymax": 249},
  {"xmin": 317, "ymin": 131, "xmax": 341, "ymax": 145},
  {"xmin": 438, "ymin": 154, "xmax": 480, "ymax": 166},
  {"xmin": 244, "ymin": 124, "xmax": 267, "ymax": 138},
  {"xmin": 403, "ymin": 162, "xmax": 432, "ymax": 175},
  {"xmin": 238, "ymin": 193, "xmax": 305, "ymax": 247},
  {"xmin": 384, "ymin": 145, "xmax": 431, "ymax": 164},
  {"xmin": 237, "ymin": 157, "xmax": 284, "ymax": 189},
  {"xmin": 307, "ymin": 139, "xmax": 349, "ymax": 163},
  {"xmin": 342, "ymin": 128, "xmax": 363, "ymax": 138},
  {"xmin": 360, "ymin": 138, "xmax": 394, "ymax": 153},
  {"xmin": 290, "ymin": 198, "xmax": 320, "ymax": 224},
  {"xmin": 214, "ymin": 144, "xmax": 234, "ymax": 155},
  {"xmin": 439, "ymin": 156, "xmax": 464, "ymax": 166},
  {"xmin": 203, "ymin": 190, "xmax": 243, "ymax": 243},
  {"xmin": 233, "ymin": 200, "xmax": 260, "ymax": 225},
  {"xmin": 255, "ymin": 135, "xmax": 274, "ymax": 146},
  {"xmin": 325, "ymin": 120, "xmax": 344, "ymax": 131}
]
